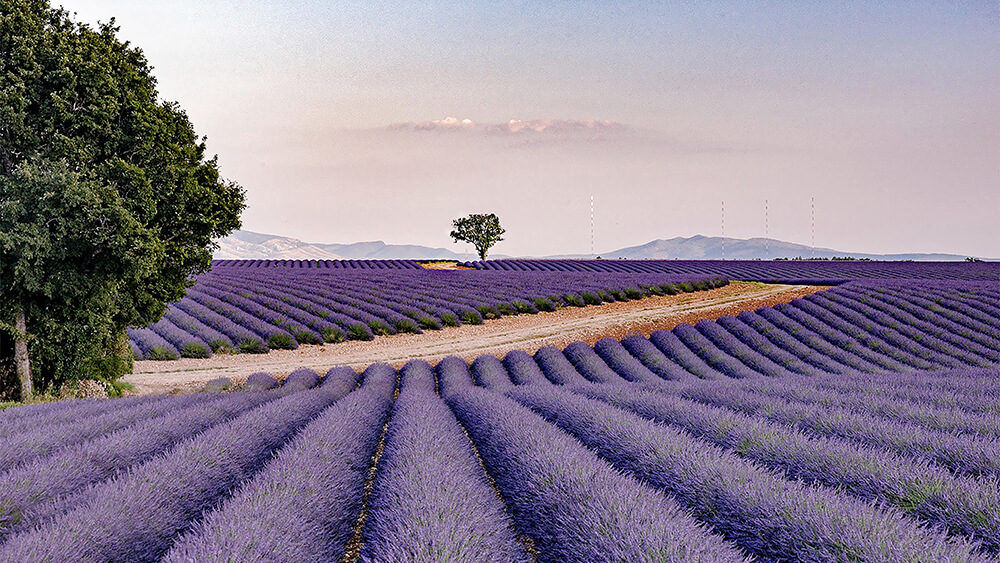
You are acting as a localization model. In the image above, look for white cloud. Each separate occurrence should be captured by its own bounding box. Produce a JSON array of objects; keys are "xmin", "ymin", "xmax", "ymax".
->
[{"xmin": 385, "ymin": 117, "xmax": 630, "ymax": 136}]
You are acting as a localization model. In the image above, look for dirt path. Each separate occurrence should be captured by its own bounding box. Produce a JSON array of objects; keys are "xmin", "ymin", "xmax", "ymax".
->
[{"xmin": 125, "ymin": 282, "xmax": 827, "ymax": 395}]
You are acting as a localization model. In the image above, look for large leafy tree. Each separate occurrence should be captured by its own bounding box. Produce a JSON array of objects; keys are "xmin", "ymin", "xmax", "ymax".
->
[
  {"xmin": 0, "ymin": 1, "xmax": 245, "ymax": 398},
  {"xmin": 450, "ymin": 213, "xmax": 505, "ymax": 261}
]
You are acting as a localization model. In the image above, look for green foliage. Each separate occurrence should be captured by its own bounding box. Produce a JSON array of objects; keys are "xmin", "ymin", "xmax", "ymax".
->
[
  {"xmin": 531, "ymin": 297, "xmax": 555, "ymax": 312},
  {"xmin": 268, "ymin": 332, "xmax": 297, "ymax": 350},
  {"xmin": 238, "ymin": 338, "xmax": 268, "ymax": 354},
  {"xmin": 438, "ymin": 312, "xmax": 460, "ymax": 327},
  {"xmin": 208, "ymin": 339, "xmax": 234, "ymax": 354},
  {"xmin": 393, "ymin": 318, "xmax": 419, "ymax": 334},
  {"xmin": 179, "ymin": 342, "xmax": 211, "ymax": 359},
  {"xmin": 106, "ymin": 379, "xmax": 135, "ymax": 398},
  {"xmin": 321, "ymin": 327, "xmax": 345, "ymax": 343},
  {"xmin": 449, "ymin": 213, "xmax": 505, "ymax": 260},
  {"xmin": 624, "ymin": 287, "xmax": 644, "ymax": 300},
  {"xmin": 293, "ymin": 330, "xmax": 323, "ymax": 345},
  {"xmin": 642, "ymin": 285, "xmax": 664, "ymax": 296},
  {"xmin": 417, "ymin": 316, "xmax": 442, "ymax": 330},
  {"xmin": 563, "ymin": 293, "xmax": 586, "ymax": 307},
  {"xmin": 147, "ymin": 346, "xmax": 179, "ymax": 361},
  {"xmin": 459, "ymin": 310, "xmax": 483, "ymax": 325},
  {"xmin": 368, "ymin": 320, "xmax": 393, "ymax": 336},
  {"xmin": 346, "ymin": 324, "xmax": 373, "ymax": 341},
  {"xmin": 511, "ymin": 300, "xmax": 537, "ymax": 314},
  {"xmin": 495, "ymin": 303, "xmax": 517, "ymax": 316},
  {"xmin": 0, "ymin": 2, "xmax": 245, "ymax": 395},
  {"xmin": 476, "ymin": 305, "xmax": 499, "ymax": 319},
  {"xmin": 580, "ymin": 292, "xmax": 602, "ymax": 305}
]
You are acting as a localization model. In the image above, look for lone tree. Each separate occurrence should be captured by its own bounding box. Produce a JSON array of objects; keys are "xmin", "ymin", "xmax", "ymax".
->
[
  {"xmin": 0, "ymin": 1, "xmax": 245, "ymax": 399},
  {"xmin": 450, "ymin": 213, "xmax": 505, "ymax": 261}
]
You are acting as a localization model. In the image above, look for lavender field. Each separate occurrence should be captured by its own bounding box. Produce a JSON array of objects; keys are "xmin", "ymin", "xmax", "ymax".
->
[
  {"xmin": 4, "ymin": 277, "xmax": 1000, "ymax": 561},
  {"xmin": 461, "ymin": 258, "xmax": 1000, "ymax": 283},
  {"xmin": 128, "ymin": 263, "xmax": 726, "ymax": 360}
]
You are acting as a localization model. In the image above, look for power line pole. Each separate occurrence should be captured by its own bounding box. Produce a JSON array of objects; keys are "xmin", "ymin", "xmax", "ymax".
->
[
  {"xmin": 810, "ymin": 195, "xmax": 816, "ymax": 259},
  {"xmin": 721, "ymin": 200, "xmax": 726, "ymax": 260},
  {"xmin": 590, "ymin": 194, "xmax": 595, "ymax": 258},
  {"xmin": 764, "ymin": 198, "xmax": 769, "ymax": 258}
]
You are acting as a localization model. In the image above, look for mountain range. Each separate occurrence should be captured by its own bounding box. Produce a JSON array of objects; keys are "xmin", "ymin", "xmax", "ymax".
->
[{"xmin": 214, "ymin": 230, "xmax": 984, "ymax": 262}]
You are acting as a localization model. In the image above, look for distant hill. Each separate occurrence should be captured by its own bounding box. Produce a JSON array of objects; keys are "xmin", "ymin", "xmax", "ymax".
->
[
  {"xmin": 214, "ymin": 230, "xmax": 483, "ymax": 261},
  {"xmin": 215, "ymin": 231, "xmax": 984, "ymax": 262},
  {"xmin": 584, "ymin": 235, "xmax": 981, "ymax": 261}
]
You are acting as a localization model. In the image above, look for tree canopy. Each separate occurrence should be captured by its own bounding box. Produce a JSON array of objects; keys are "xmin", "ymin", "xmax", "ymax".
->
[
  {"xmin": 450, "ymin": 213, "xmax": 505, "ymax": 261},
  {"xmin": 0, "ymin": 0, "xmax": 245, "ymax": 397}
]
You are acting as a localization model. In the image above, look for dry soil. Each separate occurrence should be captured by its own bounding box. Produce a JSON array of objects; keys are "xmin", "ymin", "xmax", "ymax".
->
[{"xmin": 125, "ymin": 282, "xmax": 827, "ymax": 395}]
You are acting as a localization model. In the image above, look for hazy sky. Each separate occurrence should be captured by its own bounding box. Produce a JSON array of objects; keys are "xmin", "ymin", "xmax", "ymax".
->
[{"xmin": 60, "ymin": 1, "xmax": 998, "ymax": 257}]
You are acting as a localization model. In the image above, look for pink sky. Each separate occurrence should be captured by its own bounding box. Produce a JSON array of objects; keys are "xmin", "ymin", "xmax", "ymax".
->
[{"xmin": 60, "ymin": 1, "xmax": 999, "ymax": 257}]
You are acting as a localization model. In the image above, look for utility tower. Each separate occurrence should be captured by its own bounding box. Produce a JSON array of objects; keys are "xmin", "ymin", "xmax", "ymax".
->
[
  {"xmin": 590, "ymin": 194, "xmax": 595, "ymax": 258},
  {"xmin": 721, "ymin": 200, "xmax": 726, "ymax": 260}
]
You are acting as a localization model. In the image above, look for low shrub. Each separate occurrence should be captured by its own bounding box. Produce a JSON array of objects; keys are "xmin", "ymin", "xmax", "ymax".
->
[
  {"xmin": 238, "ymin": 338, "xmax": 268, "ymax": 354},
  {"xmin": 147, "ymin": 346, "xmax": 179, "ymax": 361},
  {"xmin": 293, "ymin": 330, "xmax": 323, "ymax": 345},
  {"xmin": 476, "ymin": 305, "xmax": 499, "ymax": 320},
  {"xmin": 532, "ymin": 297, "xmax": 555, "ymax": 312},
  {"xmin": 659, "ymin": 284, "xmax": 678, "ymax": 295},
  {"xmin": 202, "ymin": 377, "xmax": 232, "ymax": 393},
  {"xmin": 346, "ymin": 324, "xmax": 374, "ymax": 341},
  {"xmin": 624, "ymin": 287, "xmax": 644, "ymax": 300},
  {"xmin": 459, "ymin": 309, "xmax": 483, "ymax": 325},
  {"xmin": 368, "ymin": 320, "xmax": 393, "ymax": 336},
  {"xmin": 642, "ymin": 285, "xmax": 664, "ymax": 296},
  {"xmin": 439, "ymin": 312, "xmax": 460, "ymax": 327},
  {"xmin": 283, "ymin": 368, "xmax": 320, "ymax": 390},
  {"xmin": 105, "ymin": 379, "xmax": 135, "ymax": 398},
  {"xmin": 597, "ymin": 291, "xmax": 615, "ymax": 302},
  {"xmin": 563, "ymin": 293, "xmax": 585, "ymax": 307},
  {"xmin": 268, "ymin": 332, "xmax": 298, "ymax": 350},
  {"xmin": 180, "ymin": 342, "xmax": 212, "ymax": 359},
  {"xmin": 208, "ymin": 339, "xmax": 235, "ymax": 354},
  {"xmin": 608, "ymin": 289, "xmax": 627, "ymax": 301},
  {"xmin": 244, "ymin": 371, "xmax": 278, "ymax": 391},
  {"xmin": 580, "ymin": 292, "xmax": 602, "ymax": 305},
  {"xmin": 496, "ymin": 303, "xmax": 517, "ymax": 316},
  {"xmin": 512, "ymin": 300, "xmax": 538, "ymax": 314},
  {"xmin": 394, "ymin": 318, "xmax": 420, "ymax": 333},
  {"xmin": 322, "ymin": 327, "xmax": 345, "ymax": 343},
  {"xmin": 677, "ymin": 282, "xmax": 695, "ymax": 292},
  {"xmin": 417, "ymin": 316, "xmax": 442, "ymax": 330}
]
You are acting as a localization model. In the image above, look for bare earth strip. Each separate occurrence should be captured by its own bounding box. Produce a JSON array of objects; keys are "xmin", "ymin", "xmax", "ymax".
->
[{"xmin": 126, "ymin": 282, "xmax": 827, "ymax": 395}]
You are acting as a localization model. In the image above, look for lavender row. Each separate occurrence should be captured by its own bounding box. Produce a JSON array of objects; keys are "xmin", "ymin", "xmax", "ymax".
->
[
  {"xmin": 679, "ymin": 381, "xmax": 1000, "ymax": 478},
  {"xmin": 724, "ymin": 375, "xmax": 1000, "ymax": 438},
  {"xmin": 438, "ymin": 361, "xmax": 747, "ymax": 562},
  {"xmin": 0, "ymin": 395, "xmax": 157, "ymax": 441},
  {"xmin": 0, "ymin": 393, "xmax": 215, "ymax": 473},
  {"xmin": 0, "ymin": 376, "xmax": 356, "ymax": 561},
  {"xmin": 212, "ymin": 259, "xmax": 422, "ymax": 269},
  {"xmin": 462, "ymin": 258, "xmax": 1000, "ymax": 282},
  {"xmin": 162, "ymin": 366, "xmax": 390, "ymax": 562},
  {"xmin": 575, "ymin": 383, "xmax": 1000, "ymax": 552},
  {"xmin": 131, "ymin": 268, "xmax": 726, "ymax": 359},
  {"xmin": 508, "ymin": 385, "xmax": 986, "ymax": 562},
  {"xmin": 0, "ymin": 390, "xmax": 278, "ymax": 539},
  {"xmin": 360, "ymin": 360, "xmax": 528, "ymax": 562}
]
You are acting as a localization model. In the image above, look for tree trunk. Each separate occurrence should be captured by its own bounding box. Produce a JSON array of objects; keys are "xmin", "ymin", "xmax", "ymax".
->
[{"xmin": 14, "ymin": 304, "xmax": 32, "ymax": 400}]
